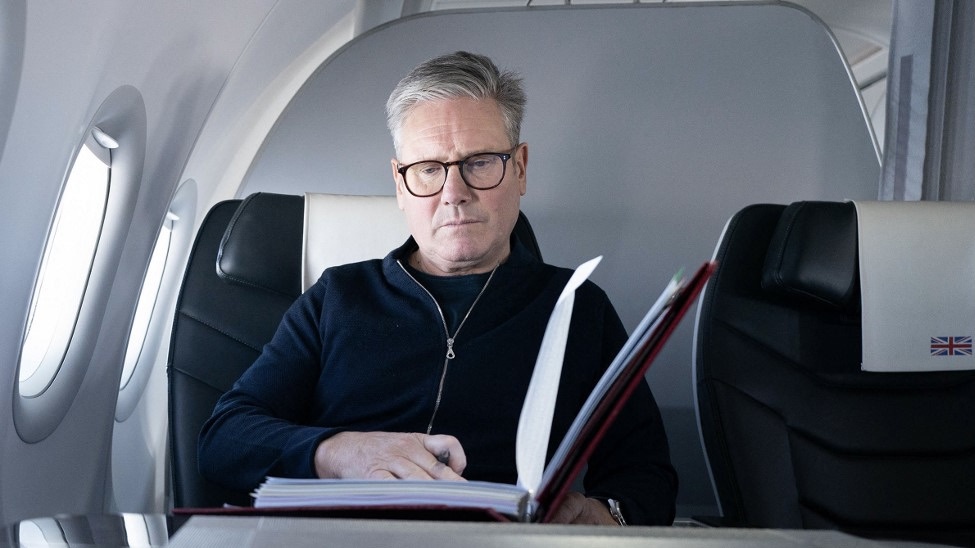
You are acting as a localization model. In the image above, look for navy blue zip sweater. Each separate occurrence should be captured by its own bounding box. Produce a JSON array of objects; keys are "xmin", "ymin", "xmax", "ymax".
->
[{"xmin": 198, "ymin": 237, "xmax": 677, "ymax": 524}]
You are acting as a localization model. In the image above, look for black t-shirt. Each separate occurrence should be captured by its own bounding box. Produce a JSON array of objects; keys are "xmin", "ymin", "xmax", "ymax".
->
[{"xmin": 407, "ymin": 268, "xmax": 492, "ymax": 333}]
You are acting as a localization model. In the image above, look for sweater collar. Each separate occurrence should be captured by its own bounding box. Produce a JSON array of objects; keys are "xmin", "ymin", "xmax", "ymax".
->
[{"xmin": 385, "ymin": 231, "xmax": 540, "ymax": 276}]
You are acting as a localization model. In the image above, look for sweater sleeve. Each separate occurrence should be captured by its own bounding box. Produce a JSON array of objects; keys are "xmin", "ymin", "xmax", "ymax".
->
[
  {"xmin": 197, "ymin": 281, "xmax": 337, "ymax": 493},
  {"xmin": 582, "ymin": 296, "xmax": 679, "ymax": 526}
]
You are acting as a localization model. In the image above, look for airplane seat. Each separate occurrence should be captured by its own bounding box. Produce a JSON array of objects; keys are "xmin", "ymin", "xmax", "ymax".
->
[
  {"xmin": 167, "ymin": 193, "xmax": 301, "ymax": 508},
  {"xmin": 168, "ymin": 192, "xmax": 543, "ymax": 508},
  {"xmin": 693, "ymin": 200, "xmax": 975, "ymax": 547}
]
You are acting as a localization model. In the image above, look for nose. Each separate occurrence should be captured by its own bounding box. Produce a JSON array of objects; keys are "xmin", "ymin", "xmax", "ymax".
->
[{"xmin": 440, "ymin": 164, "xmax": 472, "ymax": 205}]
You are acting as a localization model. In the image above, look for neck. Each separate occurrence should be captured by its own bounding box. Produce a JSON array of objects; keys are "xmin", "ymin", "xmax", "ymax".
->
[{"xmin": 410, "ymin": 250, "xmax": 507, "ymax": 276}]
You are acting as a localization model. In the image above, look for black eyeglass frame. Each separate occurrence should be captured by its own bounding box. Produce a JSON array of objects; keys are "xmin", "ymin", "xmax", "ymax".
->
[{"xmin": 396, "ymin": 146, "xmax": 518, "ymax": 198}]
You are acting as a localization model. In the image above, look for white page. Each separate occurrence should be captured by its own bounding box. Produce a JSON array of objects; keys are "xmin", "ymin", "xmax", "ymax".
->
[
  {"xmin": 540, "ymin": 269, "xmax": 684, "ymax": 489},
  {"xmin": 515, "ymin": 256, "xmax": 602, "ymax": 496}
]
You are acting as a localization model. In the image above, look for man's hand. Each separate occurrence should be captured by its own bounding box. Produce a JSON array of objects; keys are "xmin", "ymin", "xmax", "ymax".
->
[
  {"xmin": 314, "ymin": 431, "xmax": 467, "ymax": 480},
  {"xmin": 546, "ymin": 492, "xmax": 620, "ymax": 525}
]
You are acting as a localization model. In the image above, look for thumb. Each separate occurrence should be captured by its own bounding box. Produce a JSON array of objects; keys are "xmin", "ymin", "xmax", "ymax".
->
[{"xmin": 420, "ymin": 434, "xmax": 467, "ymax": 475}]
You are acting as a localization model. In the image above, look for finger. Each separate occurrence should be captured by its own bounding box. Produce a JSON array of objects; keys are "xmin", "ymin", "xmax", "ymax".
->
[
  {"xmin": 385, "ymin": 445, "xmax": 464, "ymax": 481},
  {"xmin": 579, "ymin": 498, "xmax": 619, "ymax": 525},
  {"xmin": 364, "ymin": 468, "xmax": 398, "ymax": 480},
  {"xmin": 549, "ymin": 494, "xmax": 620, "ymax": 525},
  {"xmin": 380, "ymin": 455, "xmax": 430, "ymax": 480},
  {"xmin": 383, "ymin": 453, "xmax": 463, "ymax": 481},
  {"xmin": 384, "ymin": 433, "xmax": 448, "ymax": 480},
  {"xmin": 546, "ymin": 492, "xmax": 586, "ymax": 524},
  {"xmin": 420, "ymin": 434, "xmax": 467, "ymax": 476},
  {"xmin": 428, "ymin": 458, "xmax": 465, "ymax": 481}
]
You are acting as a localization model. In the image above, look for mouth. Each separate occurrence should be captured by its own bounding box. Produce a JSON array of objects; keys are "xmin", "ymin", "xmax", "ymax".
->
[{"xmin": 440, "ymin": 218, "xmax": 480, "ymax": 228}]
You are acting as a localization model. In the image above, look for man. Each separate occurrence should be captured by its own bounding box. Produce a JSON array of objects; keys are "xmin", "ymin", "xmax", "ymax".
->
[{"xmin": 199, "ymin": 51, "xmax": 677, "ymax": 525}]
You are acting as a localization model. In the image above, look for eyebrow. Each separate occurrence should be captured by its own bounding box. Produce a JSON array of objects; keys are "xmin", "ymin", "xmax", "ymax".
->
[
  {"xmin": 396, "ymin": 149, "xmax": 504, "ymax": 166},
  {"xmin": 400, "ymin": 147, "xmax": 511, "ymax": 164}
]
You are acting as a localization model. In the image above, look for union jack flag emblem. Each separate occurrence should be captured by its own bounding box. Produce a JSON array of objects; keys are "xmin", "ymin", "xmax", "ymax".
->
[{"xmin": 930, "ymin": 336, "xmax": 973, "ymax": 356}]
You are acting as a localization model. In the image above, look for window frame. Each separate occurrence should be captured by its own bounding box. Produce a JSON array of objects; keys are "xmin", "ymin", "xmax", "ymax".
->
[
  {"xmin": 118, "ymin": 214, "xmax": 174, "ymax": 392},
  {"xmin": 115, "ymin": 179, "xmax": 197, "ymax": 422},
  {"xmin": 14, "ymin": 86, "xmax": 147, "ymax": 443}
]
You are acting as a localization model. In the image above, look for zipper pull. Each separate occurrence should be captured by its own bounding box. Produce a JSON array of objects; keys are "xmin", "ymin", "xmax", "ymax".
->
[{"xmin": 446, "ymin": 338, "xmax": 456, "ymax": 360}]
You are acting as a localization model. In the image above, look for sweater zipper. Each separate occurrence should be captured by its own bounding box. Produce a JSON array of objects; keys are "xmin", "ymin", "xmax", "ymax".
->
[{"xmin": 397, "ymin": 260, "xmax": 499, "ymax": 434}]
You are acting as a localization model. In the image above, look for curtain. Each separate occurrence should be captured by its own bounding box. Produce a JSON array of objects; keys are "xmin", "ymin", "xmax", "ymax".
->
[{"xmin": 879, "ymin": 0, "xmax": 975, "ymax": 201}]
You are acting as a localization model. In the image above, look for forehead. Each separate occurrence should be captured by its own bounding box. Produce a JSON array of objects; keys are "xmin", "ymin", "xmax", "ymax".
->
[{"xmin": 399, "ymin": 97, "xmax": 508, "ymax": 159}]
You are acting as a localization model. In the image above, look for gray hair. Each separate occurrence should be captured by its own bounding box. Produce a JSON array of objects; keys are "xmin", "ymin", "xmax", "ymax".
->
[{"xmin": 386, "ymin": 51, "xmax": 526, "ymax": 156}]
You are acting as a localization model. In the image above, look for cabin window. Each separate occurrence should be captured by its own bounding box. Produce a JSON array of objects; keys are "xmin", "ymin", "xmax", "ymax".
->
[
  {"xmin": 119, "ymin": 213, "xmax": 175, "ymax": 389},
  {"xmin": 18, "ymin": 131, "xmax": 112, "ymax": 397}
]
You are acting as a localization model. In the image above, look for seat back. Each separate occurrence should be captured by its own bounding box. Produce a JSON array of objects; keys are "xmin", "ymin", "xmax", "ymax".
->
[
  {"xmin": 168, "ymin": 192, "xmax": 542, "ymax": 508},
  {"xmin": 694, "ymin": 201, "xmax": 975, "ymax": 546},
  {"xmin": 168, "ymin": 193, "xmax": 302, "ymax": 508}
]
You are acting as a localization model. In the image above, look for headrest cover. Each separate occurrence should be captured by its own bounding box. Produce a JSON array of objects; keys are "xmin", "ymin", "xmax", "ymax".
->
[
  {"xmin": 217, "ymin": 193, "xmax": 303, "ymax": 298},
  {"xmin": 302, "ymin": 193, "xmax": 408, "ymax": 291},
  {"xmin": 761, "ymin": 201, "xmax": 858, "ymax": 309},
  {"xmin": 856, "ymin": 200, "xmax": 975, "ymax": 372}
]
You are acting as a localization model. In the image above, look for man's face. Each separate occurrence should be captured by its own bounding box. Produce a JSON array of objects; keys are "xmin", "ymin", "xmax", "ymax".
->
[{"xmin": 392, "ymin": 97, "xmax": 527, "ymax": 276}]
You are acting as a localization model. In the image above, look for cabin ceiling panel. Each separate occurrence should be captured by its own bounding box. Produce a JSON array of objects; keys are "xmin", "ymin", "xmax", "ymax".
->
[{"xmin": 178, "ymin": 0, "xmax": 356, "ymax": 220}]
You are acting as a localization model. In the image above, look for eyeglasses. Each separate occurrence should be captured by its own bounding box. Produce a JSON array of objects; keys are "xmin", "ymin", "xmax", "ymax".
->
[{"xmin": 396, "ymin": 147, "xmax": 517, "ymax": 197}]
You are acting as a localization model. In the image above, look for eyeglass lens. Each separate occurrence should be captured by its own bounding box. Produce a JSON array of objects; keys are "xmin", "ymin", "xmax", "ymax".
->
[{"xmin": 404, "ymin": 153, "xmax": 507, "ymax": 196}]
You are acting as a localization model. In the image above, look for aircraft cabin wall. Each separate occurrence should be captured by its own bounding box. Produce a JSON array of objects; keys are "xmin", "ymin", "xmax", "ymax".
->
[
  {"xmin": 0, "ymin": 0, "xmax": 356, "ymax": 526},
  {"xmin": 0, "ymin": 0, "xmax": 885, "ymax": 527}
]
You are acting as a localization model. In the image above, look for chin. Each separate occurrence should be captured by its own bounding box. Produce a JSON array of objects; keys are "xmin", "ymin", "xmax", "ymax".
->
[{"xmin": 437, "ymin": 246, "xmax": 492, "ymax": 266}]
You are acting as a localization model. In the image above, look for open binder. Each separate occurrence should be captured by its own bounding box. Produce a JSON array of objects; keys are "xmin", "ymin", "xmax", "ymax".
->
[{"xmin": 246, "ymin": 259, "xmax": 716, "ymax": 522}]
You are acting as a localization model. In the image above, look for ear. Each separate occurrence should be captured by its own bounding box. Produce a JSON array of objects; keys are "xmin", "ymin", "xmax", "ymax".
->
[
  {"xmin": 392, "ymin": 158, "xmax": 406, "ymax": 210},
  {"xmin": 514, "ymin": 143, "xmax": 528, "ymax": 196}
]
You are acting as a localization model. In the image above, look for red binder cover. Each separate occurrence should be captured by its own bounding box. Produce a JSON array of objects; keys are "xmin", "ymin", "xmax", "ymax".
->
[{"xmin": 536, "ymin": 261, "xmax": 716, "ymax": 522}]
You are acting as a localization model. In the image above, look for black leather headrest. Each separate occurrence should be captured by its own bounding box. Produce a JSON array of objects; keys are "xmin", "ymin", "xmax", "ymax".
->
[
  {"xmin": 761, "ymin": 201, "xmax": 859, "ymax": 310},
  {"xmin": 216, "ymin": 192, "xmax": 304, "ymax": 298}
]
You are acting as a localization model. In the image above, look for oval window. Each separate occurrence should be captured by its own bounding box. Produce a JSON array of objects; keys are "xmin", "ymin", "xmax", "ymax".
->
[
  {"xmin": 19, "ymin": 135, "xmax": 110, "ymax": 397},
  {"xmin": 119, "ymin": 214, "xmax": 174, "ymax": 389}
]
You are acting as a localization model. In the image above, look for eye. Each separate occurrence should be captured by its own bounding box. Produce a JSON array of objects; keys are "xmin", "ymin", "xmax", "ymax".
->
[
  {"xmin": 465, "ymin": 155, "xmax": 496, "ymax": 171},
  {"xmin": 411, "ymin": 162, "xmax": 443, "ymax": 178}
]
